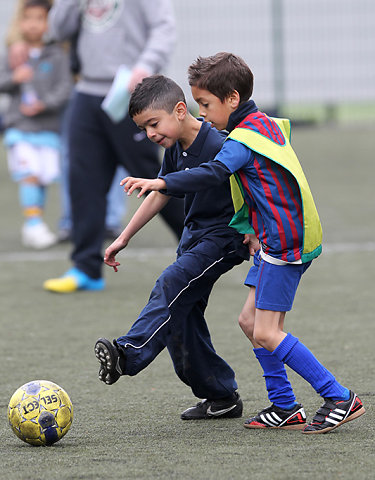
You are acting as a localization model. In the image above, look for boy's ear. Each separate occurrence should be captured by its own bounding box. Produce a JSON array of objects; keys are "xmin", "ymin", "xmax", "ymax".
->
[
  {"xmin": 227, "ymin": 90, "xmax": 240, "ymax": 109},
  {"xmin": 174, "ymin": 101, "xmax": 187, "ymax": 120}
]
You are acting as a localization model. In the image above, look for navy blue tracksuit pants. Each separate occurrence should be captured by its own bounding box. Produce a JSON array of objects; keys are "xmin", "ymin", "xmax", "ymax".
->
[
  {"xmin": 116, "ymin": 236, "xmax": 246, "ymax": 400},
  {"xmin": 68, "ymin": 92, "xmax": 184, "ymax": 279}
]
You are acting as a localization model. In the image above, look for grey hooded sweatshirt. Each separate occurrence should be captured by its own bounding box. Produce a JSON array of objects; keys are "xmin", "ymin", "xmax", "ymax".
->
[{"xmin": 49, "ymin": 0, "xmax": 176, "ymax": 97}]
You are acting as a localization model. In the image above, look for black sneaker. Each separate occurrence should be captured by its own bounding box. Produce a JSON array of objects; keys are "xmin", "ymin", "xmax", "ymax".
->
[
  {"xmin": 94, "ymin": 338, "xmax": 124, "ymax": 385},
  {"xmin": 303, "ymin": 391, "xmax": 365, "ymax": 434},
  {"xmin": 181, "ymin": 392, "xmax": 243, "ymax": 420},
  {"xmin": 244, "ymin": 403, "xmax": 306, "ymax": 430}
]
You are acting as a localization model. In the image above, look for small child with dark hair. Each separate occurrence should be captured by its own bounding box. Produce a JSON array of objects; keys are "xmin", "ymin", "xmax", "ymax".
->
[
  {"xmin": 95, "ymin": 74, "xmax": 250, "ymax": 420},
  {"xmin": 122, "ymin": 53, "xmax": 365, "ymax": 434},
  {"xmin": 0, "ymin": 0, "xmax": 72, "ymax": 248}
]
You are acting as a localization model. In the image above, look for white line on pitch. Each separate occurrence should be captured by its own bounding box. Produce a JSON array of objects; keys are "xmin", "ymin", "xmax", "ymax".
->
[
  {"xmin": 0, "ymin": 247, "xmax": 177, "ymax": 262},
  {"xmin": 0, "ymin": 242, "xmax": 375, "ymax": 263}
]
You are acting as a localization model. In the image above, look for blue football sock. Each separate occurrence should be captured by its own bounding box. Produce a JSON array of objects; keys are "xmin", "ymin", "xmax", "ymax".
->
[
  {"xmin": 254, "ymin": 347, "xmax": 297, "ymax": 409},
  {"xmin": 272, "ymin": 333, "xmax": 349, "ymax": 400},
  {"xmin": 19, "ymin": 182, "xmax": 45, "ymax": 208},
  {"xmin": 19, "ymin": 183, "xmax": 45, "ymax": 225}
]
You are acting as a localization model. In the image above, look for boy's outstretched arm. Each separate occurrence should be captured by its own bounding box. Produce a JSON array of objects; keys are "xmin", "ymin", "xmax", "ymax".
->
[
  {"xmin": 104, "ymin": 191, "xmax": 170, "ymax": 271},
  {"xmin": 121, "ymin": 176, "xmax": 167, "ymax": 198},
  {"xmin": 153, "ymin": 141, "xmax": 252, "ymax": 196},
  {"xmin": 122, "ymin": 142, "xmax": 251, "ymax": 198}
]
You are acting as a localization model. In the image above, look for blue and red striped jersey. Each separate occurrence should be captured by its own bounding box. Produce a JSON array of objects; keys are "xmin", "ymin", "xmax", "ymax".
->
[{"xmin": 217, "ymin": 113, "xmax": 306, "ymax": 262}]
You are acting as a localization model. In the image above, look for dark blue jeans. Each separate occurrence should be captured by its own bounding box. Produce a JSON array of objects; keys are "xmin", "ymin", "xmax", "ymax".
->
[
  {"xmin": 68, "ymin": 91, "xmax": 184, "ymax": 278},
  {"xmin": 116, "ymin": 236, "xmax": 246, "ymax": 399},
  {"xmin": 58, "ymin": 92, "xmax": 127, "ymax": 232}
]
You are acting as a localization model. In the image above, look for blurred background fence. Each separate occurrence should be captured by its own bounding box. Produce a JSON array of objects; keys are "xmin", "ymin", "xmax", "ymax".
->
[
  {"xmin": 169, "ymin": 0, "xmax": 375, "ymax": 122},
  {"xmin": 1, "ymin": 0, "xmax": 374, "ymax": 123}
]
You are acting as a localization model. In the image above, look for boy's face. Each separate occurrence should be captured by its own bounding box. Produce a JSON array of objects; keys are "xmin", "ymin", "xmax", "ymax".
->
[
  {"xmin": 132, "ymin": 107, "xmax": 183, "ymax": 149},
  {"xmin": 20, "ymin": 6, "xmax": 49, "ymax": 44},
  {"xmin": 191, "ymin": 86, "xmax": 237, "ymax": 130}
]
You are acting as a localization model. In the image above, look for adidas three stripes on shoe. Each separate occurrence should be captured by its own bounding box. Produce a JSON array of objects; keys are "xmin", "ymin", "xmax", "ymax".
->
[
  {"xmin": 244, "ymin": 403, "xmax": 306, "ymax": 430},
  {"xmin": 303, "ymin": 391, "xmax": 365, "ymax": 434}
]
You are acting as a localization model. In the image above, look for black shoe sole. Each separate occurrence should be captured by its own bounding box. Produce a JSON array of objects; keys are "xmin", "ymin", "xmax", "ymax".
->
[{"xmin": 94, "ymin": 338, "xmax": 121, "ymax": 385}]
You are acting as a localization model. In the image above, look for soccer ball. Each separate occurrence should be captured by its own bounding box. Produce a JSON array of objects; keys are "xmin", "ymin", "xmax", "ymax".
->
[{"xmin": 7, "ymin": 380, "xmax": 73, "ymax": 446}]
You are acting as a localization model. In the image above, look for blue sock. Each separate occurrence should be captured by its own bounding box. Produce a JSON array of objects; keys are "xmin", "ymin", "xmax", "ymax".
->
[
  {"xmin": 254, "ymin": 347, "xmax": 297, "ymax": 409},
  {"xmin": 273, "ymin": 333, "xmax": 349, "ymax": 400},
  {"xmin": 19, "ymin": 183, "xmax": 45, "ymax": 225},
  {"xmin": 19, "ymin": 182, "xmax": 44, "ymax": 208}
]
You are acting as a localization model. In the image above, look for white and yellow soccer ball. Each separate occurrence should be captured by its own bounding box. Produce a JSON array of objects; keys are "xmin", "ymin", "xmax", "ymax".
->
[{"xmin": 7, "ymin": 380, "xmax": 73, "ymax": 446}]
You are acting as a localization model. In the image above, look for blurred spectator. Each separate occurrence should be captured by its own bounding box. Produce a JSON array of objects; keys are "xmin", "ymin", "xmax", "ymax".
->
[
  {"xmin": 57, "ymin": 90, "xmax": 129, "ymax": 243},
  {"xmin": 44, "ymin": 0, "xmax": 184, "ymax": 293},
  {"xmin": 0, "ymin": 0, "xmax": 72, "ymax": 249},
  {"xmin": 57, "ymin": 29, "xmax": 129, "ymax": 243},
  {"xmin": 6, "ymin": 0, "xmax": 130, "ymax": 244}
]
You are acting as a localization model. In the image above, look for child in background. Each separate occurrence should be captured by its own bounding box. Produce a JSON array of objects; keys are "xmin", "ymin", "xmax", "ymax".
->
[
  {"xmin": 6, "ymin": 0, "xmax": 127, "ymax": 244},
  {"xmin": 122, "ymin": 53, "xmax": 365, "ymax": 434},
  {"xmin": 95, "ymin": 75, "xmax": 250, "ymax": 420},
  {"xmin": 0, "ymin": 0, "xmax": 72, "ymax": 248}
]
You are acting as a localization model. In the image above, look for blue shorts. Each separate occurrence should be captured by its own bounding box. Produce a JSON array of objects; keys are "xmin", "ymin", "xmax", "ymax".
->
[{"xmin": 245, "ymin": 250, "xmax": 311, "ymax": 311}]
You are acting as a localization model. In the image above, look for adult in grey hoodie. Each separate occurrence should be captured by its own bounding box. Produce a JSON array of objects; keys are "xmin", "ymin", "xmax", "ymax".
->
[{"xmin": 44, "ymin": 0, "xmax": 184, "ymax": 292}]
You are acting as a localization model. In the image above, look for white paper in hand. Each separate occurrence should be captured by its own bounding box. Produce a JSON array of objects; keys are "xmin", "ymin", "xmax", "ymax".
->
[{"xmin": 101, "ymin": 65, "xmax": 131, "ymax": 123}]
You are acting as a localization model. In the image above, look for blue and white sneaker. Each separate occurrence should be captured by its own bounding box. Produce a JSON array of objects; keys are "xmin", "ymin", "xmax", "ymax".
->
[{"xmin": 43, "ymin": 267, "xmax": 105, "ymax": 293}]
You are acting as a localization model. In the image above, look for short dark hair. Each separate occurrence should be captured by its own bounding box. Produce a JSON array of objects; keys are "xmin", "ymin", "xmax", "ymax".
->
[
  {"xmin": 22, "ymin": 0, "xmax": 52, "ymax": 13},
  {"xmin": 188, "ymin": 52, "xmax": 253, "ymax": 103},
  {"xmin": 129, "ymin": 75, "xmax": 186, "ymax": 118}
]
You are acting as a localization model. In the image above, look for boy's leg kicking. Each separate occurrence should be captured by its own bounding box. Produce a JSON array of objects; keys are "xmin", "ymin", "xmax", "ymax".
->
[{"xmin": 95, "ymin": 239, "xmax": 244, "ymax": 418}]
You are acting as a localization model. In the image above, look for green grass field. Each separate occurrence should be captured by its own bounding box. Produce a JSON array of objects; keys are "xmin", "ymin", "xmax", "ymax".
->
[{"xmin": 0, "ymin": 124, "xmax": 374, "ymax": 480}]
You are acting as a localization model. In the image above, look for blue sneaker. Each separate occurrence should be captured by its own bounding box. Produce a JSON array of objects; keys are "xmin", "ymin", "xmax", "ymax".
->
[{"xmin": 43, "ymin": 267, "xmax": 105, "ymax": 293}]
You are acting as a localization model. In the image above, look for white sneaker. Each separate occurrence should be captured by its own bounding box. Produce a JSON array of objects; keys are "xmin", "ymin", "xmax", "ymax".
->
[{"xmin": 22, "ymin": 222, "xmax": 57, "ymax": 249}]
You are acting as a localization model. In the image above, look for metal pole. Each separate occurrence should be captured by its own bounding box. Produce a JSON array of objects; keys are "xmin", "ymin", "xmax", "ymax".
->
[{"xmin": 271, "ymin": 0, "xmax": 285, "ymax": 116}]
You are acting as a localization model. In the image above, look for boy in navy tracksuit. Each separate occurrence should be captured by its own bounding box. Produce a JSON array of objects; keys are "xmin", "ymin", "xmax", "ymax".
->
[{"xmin": 95, "ymin": 75, "xmax": 249, "ymax": 419}]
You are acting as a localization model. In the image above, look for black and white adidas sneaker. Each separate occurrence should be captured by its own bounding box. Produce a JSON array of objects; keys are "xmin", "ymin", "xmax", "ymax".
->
[
  {"xmin": 181, "ymin": 392, "xmax": 243, "ymax": 420},
  {"xmin": 303, "ymin": 391, "xmax": 365, "ymax": 434},
  {"xmin": 244, "ymin": 403, "xmax": 306, "ymax": 430}
]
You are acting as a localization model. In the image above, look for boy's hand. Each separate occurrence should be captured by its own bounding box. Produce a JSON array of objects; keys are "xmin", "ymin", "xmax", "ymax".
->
[
  {"xmin": 104, "ymin": 237, "xmax": 129, "ymax": 272},
  {"xmin": 12, "ymin": 64, "xmax": 33, "ymax": 84},
  {"xmin": 120, "ymin": 176, "xmax": 167, "ymax": 198},
  {"xmin": 19, "ymin": 100, "xmax": 45, "ymax": 116},
  {"xmin": 8, "ymin": 42, "xmax": 29, "ymax": 70},
  {"xmin": 243, "ymin": 233, "xmax": 260, "ymax": 256}
]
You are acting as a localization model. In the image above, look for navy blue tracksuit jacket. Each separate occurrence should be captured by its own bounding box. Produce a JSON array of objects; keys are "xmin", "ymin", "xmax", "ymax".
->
[{"xmin": 116, "ymin": 121, "xmax": 249, "ymax": 399}]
